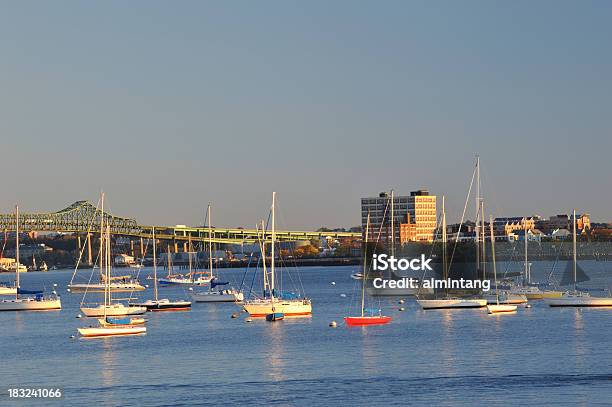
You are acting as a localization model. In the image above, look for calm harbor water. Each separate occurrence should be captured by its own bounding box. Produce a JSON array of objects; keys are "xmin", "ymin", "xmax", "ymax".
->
[{"xmin": 1, "ymin": 262, "xmax": 611, "ymax": 406}]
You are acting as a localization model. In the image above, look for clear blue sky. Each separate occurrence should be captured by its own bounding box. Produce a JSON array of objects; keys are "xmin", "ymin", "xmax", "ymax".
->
[{"xmin": 1, "ymin": 1, "xmax": 610, "ymax": 228}]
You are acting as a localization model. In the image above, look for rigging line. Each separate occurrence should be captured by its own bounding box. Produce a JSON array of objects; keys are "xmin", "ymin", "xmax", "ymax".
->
[{"xmin": 448, "ymin": 160, "xmax": 477, "ymax": 274}]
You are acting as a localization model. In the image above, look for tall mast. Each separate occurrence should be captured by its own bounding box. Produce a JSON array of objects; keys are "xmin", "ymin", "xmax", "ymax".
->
[
  {"xmin": 153, "ymin": 227, "xmax": 158, "ymax": 302},
  {"xmin": 270, "ymin": 192, "xmax": 276, "ymax": 297},
  {"xmin": 188, "ymin": 235, "xmax": 193, "ymax": 282},
  {"xmin": 489, "ymin": 216, "xmax": 498, "ymax": 305},
  {"xmin": 573, "ymin": 209, "xmax": 577, "ymax": 291},
  {"xmin": 361, "ymin": 213, "xmax": 370, "ymax": 317},
  {"xmin": 442, "ymin": 196, "xmax": 447, "ymax": 282},
  {"xmin": 99, "ymin": 193, "xmax": 105, "ymax": 282},
  {"xmin": 105, "ymin": 224, "xmax": 111, "ymax": 318},
  {"xmin": 480, "ymin": 199, "xmax": 486, "ymax": 280},
  {"xmin": 15, "ymin": 205, "xmax": 20, "ymax": 298},
  {"xmin": 475, "ymin": 156, "xmax": 480, "ymax": 273},
  {"xmin": 208, "ymin": 204, "xmax": 213, "ymax": 280},
  {"xmin": 390, "ymin": 189, "xmax": 395, "ymax": 257},
  {"xmin": 524, "ymin": 216, "xmax": 529, "ymax": 285}
]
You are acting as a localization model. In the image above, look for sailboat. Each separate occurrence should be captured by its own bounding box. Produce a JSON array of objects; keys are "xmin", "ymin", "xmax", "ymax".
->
[
  {"xmin": 158, "ymin": 237, "xmax": 212, "ymax": 286},
  {"xmin": 0, "ymin": 281, "xmax": 17, "ymax": 295},
  {"xmin": 345, "ymin": 213, "xmax": 392, "ymax": 326},
  {"xmin": 243, "ymin": 192, "xmax": 312, "ymax": 317},
  {"xmin": 487, "ymin": 217, "xmax": 518, "ymax": 314},
  {"xmin": 80, "ymin": 194, "xmax": 147, "ymax": 317},
  {"xmin": 416, "ymin": 195, "xmax": 487, "ymax": 310},
  {"xmin": 545, "ymin": 210, "xmax": 612, "ymax": 307},
  {"xmin": 78, "ymin": 222, "xmax": 146, "ymax": 338},
  {"xmin": 131, "ymin": 227, "xmax": 192, "ymax": 311},
  {"xmin": 508, "ymin": 218, "xmax": 562, "ymax": 300},
  {"xmin": 0, "ymin": 206, "xmax": 62, "ymax": 311},
  {"xmin": 191, "ymin": 204, "xmax": 244, "ymax": 303}
]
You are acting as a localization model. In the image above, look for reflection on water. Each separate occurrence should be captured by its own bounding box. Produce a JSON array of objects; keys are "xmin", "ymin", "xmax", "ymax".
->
[
  {"xmin": 358, "ymin": 327, "xmax": 381, "ymax": 377},
  {"xmin": 440, "ymin": 310, "xmax": 457, "ymax": 376},
  {"xmin": 264, "ymin": 322, "xmax": 286, "ymax": 382}
]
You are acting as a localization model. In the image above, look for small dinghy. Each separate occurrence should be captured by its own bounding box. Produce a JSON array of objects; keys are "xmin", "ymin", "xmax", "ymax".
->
[
  {"xmin": 487, "ymin": 304, "xmax": 517, "ymax": 314},
  {"xmin": 266, "ymin": 312, "xmax": 284, "ymax": 321}
]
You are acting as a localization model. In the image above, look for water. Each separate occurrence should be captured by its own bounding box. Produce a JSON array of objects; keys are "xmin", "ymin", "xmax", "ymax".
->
[{"xmin": 1, "ymin": 262, "xmax": 611, "ymax": 406}]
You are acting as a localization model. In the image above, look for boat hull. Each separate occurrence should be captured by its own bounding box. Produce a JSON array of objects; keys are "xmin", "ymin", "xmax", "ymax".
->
[
  {"xmin": 191, "ymin": 291, "xmax": 244, "ymax": 303},
  {"xmin": 487, "ymin": 304, "xmax": 518, "ymax": 314},
  {"xmin": 344, "ymin": 316, "xmax": 392, "ymax": 326},
  {"xmin": 545, "ymin": 296, "xmax": 612, "ymax": 307},
  {"xmin": 243, "ymin": 299, "xmax": 312, "ymax": 317},
  {"xmin": 158, "ymin": 277, "xmax": 211, "ymax": 286},
  {"xmin": 68, "ymin": 283, "xmax": 145, "ymax": 293},
  {"xmin": 130, "ymin": 300, "xmax": 192, "ymax": 311},
  {"xmin": 78, "ymin": 326, "xmax": 146, "ymax": 338},
  {"xmin": 417, "ymin": 298, "xmax": 487, "ymax": 309},
  {"xmin": 81, "ymin": 304, "xmax": 147, "ymax": 317},
  {"xmin": 0, "ymin": 298, "xmax": 62, "ymax": 311}
]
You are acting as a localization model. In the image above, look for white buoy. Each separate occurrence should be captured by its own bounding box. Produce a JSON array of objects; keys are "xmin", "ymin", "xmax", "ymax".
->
[
  {"xmin": 52, "ymin": 290, "xmax": 57, "ymax": 295},
  {"xmin": 399, "ymin": 299, "xmax": 405, "ymax": 304},
  {"xmin": 245, "ymin": 318, "xmax": 253, "ymax": 323},
  {"xmin": 188, "ymin": 287, "xmax": 194, "ymax": 291},
  {"xmin": 331, "ymin": 281, "xmax": 336, "ymax": 286},
  {"xmin": 70, "ymin": 335, "xmax": 76, "ymax": 339},
  {"xmin": 329, "ymin": 321, "xmax": 337, "ymax": 327},
  {"xmin": 53, "ymin": 283, "xmax": 58, "ymax": 287},
  {"xmin": 399, "ymin": 307, "xmax": 405, "ymax": 311},
  {"xmin": 340, "ymin": 293, "xmax": 347, "ymax": 298},
  {"xmin": 145, "ymin": 284, "xmax": 149, "ymax": 288},
  {"xmin": 231, "ymin": 313, "xmax": 238, "ymax": 319},
  {"xmin": 66, "ymin": 288, "xmax": 71, "ymax": 293},
  {"xmin": 525, "ymin": 304, "xmax": 532, "ymax": 308},
  {"xmin": 76, "ymin": 314, "xmax": 82, "ymax": 319}
]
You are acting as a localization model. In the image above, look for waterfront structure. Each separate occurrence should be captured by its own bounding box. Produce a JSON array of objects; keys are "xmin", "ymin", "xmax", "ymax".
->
[
  {"xmin": 361, "ymin": 189, "xmax": 436, "ymax": 245},
  {"xmin": 0, "ymin": 201, "xmax": 359, "ymax": 245}
]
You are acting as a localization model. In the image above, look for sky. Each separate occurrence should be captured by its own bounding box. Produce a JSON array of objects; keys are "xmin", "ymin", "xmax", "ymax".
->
[{"xmin": 1, "ymin": 1, "xmax": 611, "ymax": 229}]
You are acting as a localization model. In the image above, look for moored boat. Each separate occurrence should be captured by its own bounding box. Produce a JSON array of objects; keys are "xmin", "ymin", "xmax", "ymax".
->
[{"xmin": 487, "ymin": 304, "xmax": 517, "ymax": 314}]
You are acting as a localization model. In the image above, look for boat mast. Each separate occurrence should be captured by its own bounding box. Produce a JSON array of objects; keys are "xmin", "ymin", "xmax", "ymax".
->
[
  {"xmin": 573, "ymin": 209, "xmax": 577, "ymax": 292},
  {"xmin": 390, "ymin": 189, "xmax": 395, "ymax": 258},
  {"xmin": 208, "ymin": 204, "xmax": 213, "ymax": 281},
  {"xmin": 188, "ymin": 235, "xmax": 193, "ymax": 283},
  {"xmin": 524, "ymin": 216, "xmax": 529, "ymax": 285},
  {"xmin": 15, "ymin": 205, "xmax": 20, "ymax": 299},
  {"xmin": 270, "ymin": 192, "xmax": 276, "ymax": 301},
  {"xmin": 480, "ymin": 199, "xmax": 486, "ymax": 280},
  {"xmin": 475, "ymin": 156, "xmax": 480, "ymax": 275},
  {"xmin": 153, "ymin": 227, "xmax": 158, "ymax": 302},
  {"xmin": 442, "ymin": 196, "xmax": 448, "ymax": 295},
  {"xmin": 105, "ymin": 224, "xmax": 111, "ymax": 319},
  {"xmin": 361, "ymin": 213, "xmax": 370, "ymax": 317},
  {"xmin": 99, "ymin": 193, "xmax": 106, "ymax": 315},
  {"xmin": 489, "ymin": 216, "xmax": 498, "ymax": 305}
]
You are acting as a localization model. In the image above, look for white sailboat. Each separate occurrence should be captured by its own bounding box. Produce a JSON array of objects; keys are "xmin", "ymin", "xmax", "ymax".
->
[
  {"xmin": 131, "ymin": 227, "xmax": 192, "ymax": 311},
  {"xmin": 80, "ymin": 195, "xmax": 147, "ymax": 317},
  {"xmin": 545, "ymin": 210, "xmax": 612, "ymax": 307},
  {"xmin": 192, "ymin": 204, "xmax": 243, "ymax": 303},
  {"xmin": 487, "ymin": 217, "xmax": 517, "ymax": 314},
  {"xmin": 508, "ymin": 218, "xmax": 562, "ymax": 300},
  {"xmin": 416, "ymin": 174, "xmax": 487, "ymax": 310},
  {"xmin": 78, "ymin": 223, "xmax": 146, "ymax": 338},
  {"xmin": 0, "ymin": 206, "xmax": 61, "ymax": 311},
  {"xmin": 243, "ymin": 192, "xmax": 312, "ymax": 317}
]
